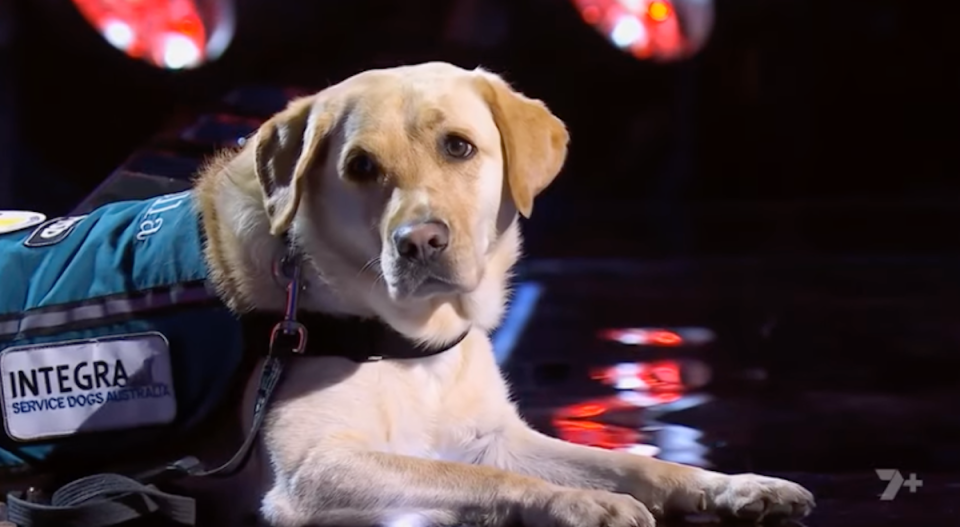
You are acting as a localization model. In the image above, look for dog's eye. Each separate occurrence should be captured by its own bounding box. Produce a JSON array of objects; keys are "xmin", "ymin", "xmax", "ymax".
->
[
  {"xmin": 345, "ymin": 153, "xmax": 380, "ymax": 182},
  {"xmin": 442, "ymin": 135, "xmax": 476, "ymax": 160}
]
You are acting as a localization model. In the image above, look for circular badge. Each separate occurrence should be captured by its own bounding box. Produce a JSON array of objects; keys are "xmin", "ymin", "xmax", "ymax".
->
[{"xmin": 0, "ymin": 211, "xmax": 47, "ymax": 235}]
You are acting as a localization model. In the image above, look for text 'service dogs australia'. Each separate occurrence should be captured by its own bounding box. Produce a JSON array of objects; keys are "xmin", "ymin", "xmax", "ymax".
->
[
  {"xmin": 8, "ymin": 357, "xmax": 171, "ymax": 413},
  {"xmin": 1, "ymin": 334, "xmax": 177, "ymax": 441}
]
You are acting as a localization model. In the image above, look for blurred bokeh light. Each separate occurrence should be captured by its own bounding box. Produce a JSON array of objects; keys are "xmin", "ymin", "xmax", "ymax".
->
[
  {"xmin": 71, "ymin": 0, "xmax": 234, "ymax": 69},
  {"xmin": 570, "ymin": 0, "xmax": 713, "ymax": 61}
]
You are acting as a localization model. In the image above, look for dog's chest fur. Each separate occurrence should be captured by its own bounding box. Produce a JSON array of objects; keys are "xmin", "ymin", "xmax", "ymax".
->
[{"xmin": 258, "ymin": 331, "xmax": 513, "ymax": 472}]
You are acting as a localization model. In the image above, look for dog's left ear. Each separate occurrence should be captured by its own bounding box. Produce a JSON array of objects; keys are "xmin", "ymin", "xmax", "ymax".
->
[
  {"xmin": 254, "ymin": 95, "xmax": 335, "ymax": 236},
  {"xmin": 473, "ymin": 69, "xmax": 569, "ymax": 218}
]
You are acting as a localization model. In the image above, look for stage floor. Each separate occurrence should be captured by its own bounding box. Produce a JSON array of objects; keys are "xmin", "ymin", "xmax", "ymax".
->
[{"xmin": 495, "ymin": 258, "xmax": 960, "ymax": 526}]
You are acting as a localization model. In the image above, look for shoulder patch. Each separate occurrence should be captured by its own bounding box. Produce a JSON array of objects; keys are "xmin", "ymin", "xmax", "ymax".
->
[
  {"xmin": 24, "ymin": 215, "xmax": 89, "ymax": 248},
  {"xmin": 0, "ymin": 211, "xmax": 46, "ymax": 235}
]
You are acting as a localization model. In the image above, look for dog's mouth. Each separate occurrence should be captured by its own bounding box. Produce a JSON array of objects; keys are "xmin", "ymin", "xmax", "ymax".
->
[
  {"xmin": 415, "ymin": 274, "xmax": 459, "ymax": 296},
  {"xmin": 387, "ymin": 264, "xmax": 464, "ymax": 300}
]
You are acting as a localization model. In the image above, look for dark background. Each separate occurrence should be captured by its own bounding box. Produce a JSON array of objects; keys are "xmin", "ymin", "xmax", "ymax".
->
[
  {"xmin": 7, "ymin": 0, "xmax": 959, "ymax": 251},
  {"xmin": 1, "ymin": 0, "xmax": 959, "ymax": 524}
]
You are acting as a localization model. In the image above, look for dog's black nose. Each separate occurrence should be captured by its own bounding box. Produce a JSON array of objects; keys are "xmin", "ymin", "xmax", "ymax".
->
[{"xmin": 393, "ymin": 219, "xmax": 449, "ymax": 262}]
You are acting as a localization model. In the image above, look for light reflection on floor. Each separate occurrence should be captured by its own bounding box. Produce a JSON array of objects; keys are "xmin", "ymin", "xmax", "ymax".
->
[{"xmin": 493, "ymin": 282, "xmax": 714, "ymax": 468}]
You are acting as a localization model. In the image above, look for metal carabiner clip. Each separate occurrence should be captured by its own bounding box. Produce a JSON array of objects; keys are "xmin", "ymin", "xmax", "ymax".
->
[
  {"xmin": 269, "ymin": 249, "xmax": 308, "ymax": 355},
  {"xmin": 270, "ymin": 320, "xmax": 307, "ymax": 355}
]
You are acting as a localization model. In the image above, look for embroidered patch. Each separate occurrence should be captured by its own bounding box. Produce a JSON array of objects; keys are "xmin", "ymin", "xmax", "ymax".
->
[
  {"xmin": 0, "ymin": 332, "xmax": 177, "ymax": 441},
  {"xmin": 23, "ymin": 215, "xmax": 88, "ymax": 248},
  {"xmin": 0, "ymin": 211, "xmax": 46, "ymax": 235}
]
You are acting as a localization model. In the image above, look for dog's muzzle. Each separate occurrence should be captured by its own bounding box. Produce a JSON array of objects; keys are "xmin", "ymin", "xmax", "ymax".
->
[{"xmin": 390, "ymin": 218, "xmax": 458, "ymax": 296}]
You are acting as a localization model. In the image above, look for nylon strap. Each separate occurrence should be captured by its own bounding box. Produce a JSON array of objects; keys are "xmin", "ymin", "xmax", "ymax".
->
[{"xmin": 5, "ymin": 473, "xmax": 196, "ymax": 527}]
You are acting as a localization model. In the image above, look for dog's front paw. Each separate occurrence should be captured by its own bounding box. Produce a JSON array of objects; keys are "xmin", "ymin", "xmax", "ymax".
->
[
  {"xmin": 699, "ymin": 473, "xmax": 815, "ymax": 521},
  {"xmin": 523, "ymin": 488, "xmax": 656, "ymax": 527}
]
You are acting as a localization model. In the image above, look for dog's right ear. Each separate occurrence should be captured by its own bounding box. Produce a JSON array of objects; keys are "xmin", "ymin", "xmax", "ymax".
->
[{"xmin": 254, "ymin": 96, "xmax": 335, "ymax": 237}]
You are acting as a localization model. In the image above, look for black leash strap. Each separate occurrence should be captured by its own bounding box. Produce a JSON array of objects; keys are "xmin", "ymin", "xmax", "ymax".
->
[
  {"xmin": 145, "ymin": 249, "xmax": 305, "ymax": 483},
  {"xmin": 5, "ymin": 474, "xmax": 196, "ymax": 527},
  {"xmin": 133, "ymin": 354, "xmax": 286, "ymax": 483},
  {"xmin": 5, "ymin": 247, "xmax": 307, "ymax": 527}
]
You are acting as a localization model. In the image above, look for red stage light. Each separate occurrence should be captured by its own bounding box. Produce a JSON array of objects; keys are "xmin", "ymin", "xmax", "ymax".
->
[
  {"xmin": 551, "ymin": 397, "xmax": 664, "ymax": 452},
  {"xmin": 647, "ymin": 1, "xmax": 672, "ymax": 22},
  {"xmin": 552, "ymin": 418, "xmax": 645, "ymax": 450},
  {"xmin": 582, "ymin": 5, "xmax": 603, "ymax": 24},
  {"xmin": 599, "ymin": 328, "xmax": 684, "ymax": 346},
  {"xmin": 71, "ymin": 0, "xmax": 227, "ymax": 69},
  {"xmin": 564, "ymin": 402, "xmax": 609, "ymax": 418},
  {"xmin": 599, "ymin": 327, "xmax": 715, "ymax": 346},
  {"xmin": 569, "ymin": 0, "xmax": 710, "ymax": 62},
  {"xmin": 649, "ymin": 330, "xmax": 683, "ymax": 346},
  {"xmin": 590, "ymin": 361, "xmax": 686, "ymax": 393}
]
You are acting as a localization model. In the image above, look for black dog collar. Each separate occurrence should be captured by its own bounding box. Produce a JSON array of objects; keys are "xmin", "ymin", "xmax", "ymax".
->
[{"xmin": 258, "ymin": 235, "xmax": 469, "ymax": 361}]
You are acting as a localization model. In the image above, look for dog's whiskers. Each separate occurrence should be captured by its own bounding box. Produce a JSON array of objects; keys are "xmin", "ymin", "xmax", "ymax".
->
[{"xmin": 358, "ymin": 256, "xmax": 381, "ymax": 278}]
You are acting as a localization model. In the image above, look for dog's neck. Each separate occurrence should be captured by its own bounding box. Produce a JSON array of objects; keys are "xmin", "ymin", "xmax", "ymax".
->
[{"xmin": 196, "ymin": 149, "xmax": 520, "ymax": 347}]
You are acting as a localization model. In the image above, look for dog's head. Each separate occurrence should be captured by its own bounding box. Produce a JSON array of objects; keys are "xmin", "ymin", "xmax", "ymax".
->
[{"xmin": 249, "ymin": 62, "xmax": 568, "ymax": 339}]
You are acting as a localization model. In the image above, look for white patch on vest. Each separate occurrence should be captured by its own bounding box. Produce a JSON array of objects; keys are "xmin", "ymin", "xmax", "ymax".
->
[
  {"xmin": 0, "ymin": 332, "xmax": 177, "ymax": 441},
  {"xmin": 0, "ymin": 211, "xmax": 46, "ymax": 235}
]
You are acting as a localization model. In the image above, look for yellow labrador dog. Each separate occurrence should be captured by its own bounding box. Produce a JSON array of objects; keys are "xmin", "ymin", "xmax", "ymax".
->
[{"xmin": 193, "ymin": 62, "xmax": 815, "ymax": 526}]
